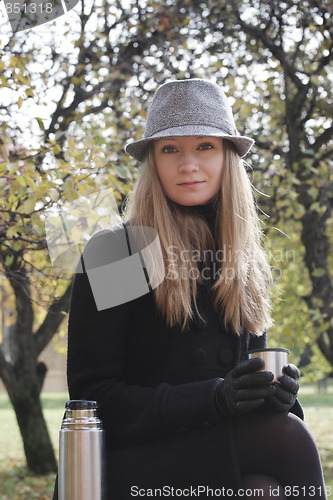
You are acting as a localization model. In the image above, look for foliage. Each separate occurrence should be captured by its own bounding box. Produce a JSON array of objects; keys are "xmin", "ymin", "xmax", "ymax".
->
[
  {"xmin": 266, "ymin": 219, "xmax": 332, "ymax": 382},
  {"xmin": 188, "ymin": 0, "xmax": 333, "ymax": 368},
  {"xmin": 0, "ymin": 0, "xmax": 199, "ymax": 473}
]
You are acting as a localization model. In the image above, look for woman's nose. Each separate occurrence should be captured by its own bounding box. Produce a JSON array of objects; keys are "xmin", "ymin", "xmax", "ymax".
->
[{"xmin": 178, "ymin": 153, "xmax": 199, "ymax": 172}]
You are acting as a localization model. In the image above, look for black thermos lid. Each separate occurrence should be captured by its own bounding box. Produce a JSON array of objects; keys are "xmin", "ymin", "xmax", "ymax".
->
[{"xmin": 65, "ymin": 400, "xmax": 98, "ymax": 410}]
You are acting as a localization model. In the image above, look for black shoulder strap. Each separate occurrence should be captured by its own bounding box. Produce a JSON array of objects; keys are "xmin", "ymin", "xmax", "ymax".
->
[{"xmin": 123, "ymin": 222, "xmax": 153, "ymax": 293}]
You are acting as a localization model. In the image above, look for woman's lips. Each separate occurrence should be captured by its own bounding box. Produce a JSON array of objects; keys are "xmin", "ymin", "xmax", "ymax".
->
[{"xmin": 178, "ymin": 181, "xmax": 205, "ymax": 186}]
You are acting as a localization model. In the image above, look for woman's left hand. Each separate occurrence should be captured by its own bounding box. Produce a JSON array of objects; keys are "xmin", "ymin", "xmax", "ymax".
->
[{"xmin": 268, "ymin": 364, "xmax": 300, "ymax": 413}]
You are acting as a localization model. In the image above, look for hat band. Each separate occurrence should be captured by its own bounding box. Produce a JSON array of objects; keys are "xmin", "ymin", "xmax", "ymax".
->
[{"xmin": 144, "ymin": 112, "xmax": 236, "ymax": 139}]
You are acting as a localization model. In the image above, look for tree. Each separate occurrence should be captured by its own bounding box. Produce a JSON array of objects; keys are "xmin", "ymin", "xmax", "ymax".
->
[
  {"xmin": 0, "ymin": 0, "xmax": 197, "ymax": 473},
  {"xmin": 185, "ymin": 0, "xmax": 333, "ymax": 366}
]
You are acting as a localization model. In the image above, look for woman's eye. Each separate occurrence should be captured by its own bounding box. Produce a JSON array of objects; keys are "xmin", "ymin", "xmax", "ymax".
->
[
  {"xmin": 198, "ymin": 143, "xmax": 214, "ymax": 150},
  {"xmin": 162, "ymin": 145, "xmax": 177, "ymax": 153}
]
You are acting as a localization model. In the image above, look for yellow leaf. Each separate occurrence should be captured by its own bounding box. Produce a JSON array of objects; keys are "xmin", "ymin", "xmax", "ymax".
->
[
  {"xmin": 25, "ymin": 88, "xmax": 34, "ymax": 98},
  {"xmin": 1, "ymin": 75, "xmax": 9, "ymax": 87},
  {"xmin": 16, "ymin": 175, "xmax": 26, "ymax": 187},
  {"xmin": 22, "ymin": 198, "xmax": 35, "ymax": 214},
  {"xmin": 36, "ymin": 117, "xmax": 45, "ymax": 131},
  {"xmin": 7, "ymin": 226, "xmax": 18, "ymax": 239},
  {"xmin": 63, "ymin": 178, "xmax": 78, "ymax": 201},
  {"xmin": 22, "ymin": 174, "xmax": 35, "ymax": 190},
  {"xmin": 75, "ymin": 181, "xmax": 86, "ymax": 195},
  {"xmin": 17, "ymin": 96, "xmax": 23, "ymax": 108}
]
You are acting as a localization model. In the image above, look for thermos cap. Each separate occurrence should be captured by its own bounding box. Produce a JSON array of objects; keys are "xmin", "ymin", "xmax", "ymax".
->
[{"xmin": 65, "ymin": 400, "xmax": 98, "ymax": 410}]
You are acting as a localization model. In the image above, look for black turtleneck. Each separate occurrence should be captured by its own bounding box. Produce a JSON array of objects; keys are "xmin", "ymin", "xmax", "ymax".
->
[{"xmin": 184, "ymin": 203, "xmax": 217, "ymax": 235}]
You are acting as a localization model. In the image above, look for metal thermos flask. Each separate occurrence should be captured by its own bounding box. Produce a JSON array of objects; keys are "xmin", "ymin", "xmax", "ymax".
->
[{"xmin": 59, "ymin": 400, "xmax": 106, "ymax": 500}]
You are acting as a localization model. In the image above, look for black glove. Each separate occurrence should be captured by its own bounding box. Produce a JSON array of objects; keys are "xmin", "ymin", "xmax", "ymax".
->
[
  {"xmin": 215, "ymin": 357, "xmax": 276, "ymax": 418},
  {"xmin": 268, "ymin": 363, "xmax": 300, "ymax": 413}
]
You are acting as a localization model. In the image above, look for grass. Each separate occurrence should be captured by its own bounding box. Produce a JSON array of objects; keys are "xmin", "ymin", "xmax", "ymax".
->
[
  {"xmin": 0, "ymin": 386, "xmax": 332, "ymax": 499},
  {"xmin": 297, "ymin": 382, "xmax": 333, "ymax": 494}
]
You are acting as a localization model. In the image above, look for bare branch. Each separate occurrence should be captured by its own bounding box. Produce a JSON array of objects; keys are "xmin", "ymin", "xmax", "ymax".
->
[{"xmin": 313, "ymin": 125, "xmax": 333, "ymax": 153}]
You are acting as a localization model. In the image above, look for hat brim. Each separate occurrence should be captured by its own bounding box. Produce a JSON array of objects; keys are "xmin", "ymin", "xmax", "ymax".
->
[{"xmin": 125, "ymin": 125, "xmax": 254, "ymax": 161}]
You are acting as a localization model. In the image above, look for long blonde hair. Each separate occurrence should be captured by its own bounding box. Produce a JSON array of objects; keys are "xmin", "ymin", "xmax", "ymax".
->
[{"xmin": 124, "ymin": 140, "xmax": 272, "ymax": 335}]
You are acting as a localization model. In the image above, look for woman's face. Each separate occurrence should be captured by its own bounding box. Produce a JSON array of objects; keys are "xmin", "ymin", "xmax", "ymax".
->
[{"xmin": 153, "ymin": 136, "xmax": 224, "ymax": 206}]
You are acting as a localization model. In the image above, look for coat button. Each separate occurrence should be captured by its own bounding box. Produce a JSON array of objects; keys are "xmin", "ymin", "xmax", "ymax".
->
[
  {"xmin": 189, "ymin": 348, "xmax": 208, "ymax": 366},
  {"xmin": 218, "ymin": 348, "xmax": 233, "ymax": 366}
]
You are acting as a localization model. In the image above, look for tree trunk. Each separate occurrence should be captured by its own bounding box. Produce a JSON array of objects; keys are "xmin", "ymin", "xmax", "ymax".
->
[
  {"xmin": 0, "ymin": 271, "xmax": 72, "ymax": 474},
  {"xmin": 5, "ymin": 360, "xmax": 57, "ymax": 474},
  {"xmin": 300, "ymin": 208, "xmax": 333, "ymax": 366},
  {"xmin": 11, "ymin": 388, "xmax": 57, "ymax": 473}
]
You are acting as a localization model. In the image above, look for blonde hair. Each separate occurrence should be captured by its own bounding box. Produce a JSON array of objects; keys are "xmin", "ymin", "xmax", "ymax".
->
[{"xmin": 124, "ymin": 140, "xmax": 272, "ymax": 335}]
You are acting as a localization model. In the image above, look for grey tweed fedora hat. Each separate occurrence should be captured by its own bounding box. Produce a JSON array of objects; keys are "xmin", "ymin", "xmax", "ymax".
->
[{"xmin": 125, "ymin": 79, "xmax": 254, "ymax": 161}]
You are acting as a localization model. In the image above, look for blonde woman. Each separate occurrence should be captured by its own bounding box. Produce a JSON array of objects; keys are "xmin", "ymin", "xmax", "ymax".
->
[{"xmin": 54, "ymin": 80, "xmax": 327, "ymax": 499}]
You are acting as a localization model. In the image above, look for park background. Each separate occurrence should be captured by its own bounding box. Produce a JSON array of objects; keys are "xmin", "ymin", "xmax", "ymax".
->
[{"xmin": 0, "ymin": 0, "xmax": 332, "ymax": 497}]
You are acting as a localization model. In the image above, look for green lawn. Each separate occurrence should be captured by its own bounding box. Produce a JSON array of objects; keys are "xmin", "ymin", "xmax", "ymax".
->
[
  {"xmin": 297, "ymin": 383, "xmax": 333, "ymax": 494},
  {"xmin": 0, "ymin": 386, "xmax": 332, "ymax": 499}
]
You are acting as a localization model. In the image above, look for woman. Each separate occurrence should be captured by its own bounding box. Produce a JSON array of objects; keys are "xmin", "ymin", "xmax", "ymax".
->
[{"xmin": 59, "ymin": 79, "xmax": 327, "ymax": 499}]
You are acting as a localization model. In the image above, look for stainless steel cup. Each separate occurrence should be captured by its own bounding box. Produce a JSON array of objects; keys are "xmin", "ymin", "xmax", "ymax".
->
[
  {"xmin": 59, "ymin": 400, "xmax": 106, "ymax": 500},
  {"xmin": 248, "ymin": 348, "xmax": 290, "ymax": 382}
]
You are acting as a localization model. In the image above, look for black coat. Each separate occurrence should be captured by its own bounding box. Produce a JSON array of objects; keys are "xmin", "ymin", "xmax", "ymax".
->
[{"xmin": 63, "ymin": 225, "xmax": 303, "ymax": 499}]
